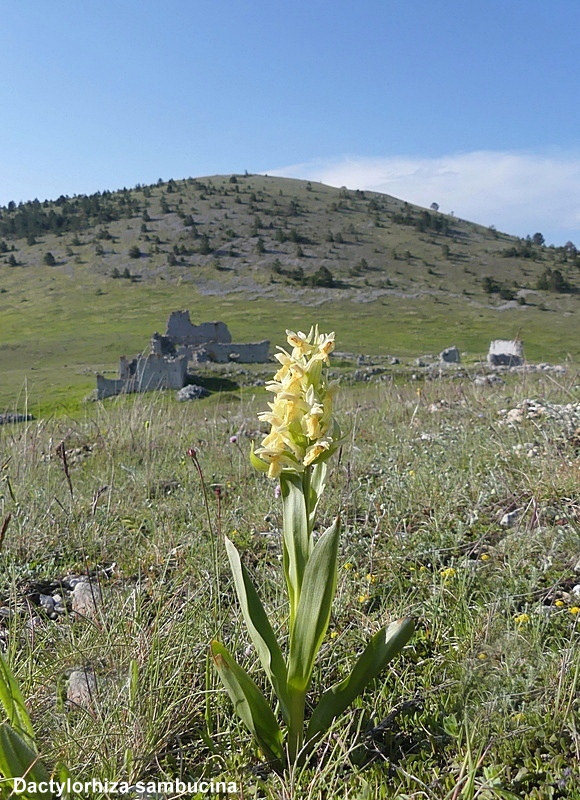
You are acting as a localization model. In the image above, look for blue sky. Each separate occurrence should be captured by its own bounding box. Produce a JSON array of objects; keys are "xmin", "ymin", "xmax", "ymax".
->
[{"xmin": 2, "ymin": 1, "xmax": 580, "ymax": 244}]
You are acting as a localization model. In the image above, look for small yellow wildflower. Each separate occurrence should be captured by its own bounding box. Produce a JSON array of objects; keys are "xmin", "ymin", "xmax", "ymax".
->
[
  {"xmin": 330, "ymin": 631, "xmax": 339, "ymax": 639},
  {"xmin": 477, "ymin": 652, "xmax": 488, "ymax": 660},
  {"xmin": 514, "ymin": 613, "xmax": 530, "ymax": 625},
  {"xmin": 358, "ymin": 594, "xmax": 370, "ymax": 604},
  {"xmin": 554, "ymin": 599, "xmax": 565, "ymax": 608},
  {"xmin": 343, "ymin": 562, "xmax": 353, "ymax": 570},
  {"xmin": 480, "ymin": 553, "xmax": 490, "ymax": 562},
  {"xmin": 366, "ymin": 573, "xmax": 377, "ymax": 584},
  {"xmin": 569, "ymin": 606, "xmax": 580, "ymax": 615},
  {"xmin": 440, "ymin": 567, "xmax": 456, "ymax": 579}
]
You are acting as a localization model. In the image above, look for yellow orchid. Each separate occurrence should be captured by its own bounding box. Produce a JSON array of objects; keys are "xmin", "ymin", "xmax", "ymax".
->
[
  {"xmin": 214, "ymin": 324, "xmax": 414, "ymax": 771},
  {"xmin": 253, "ymin": 326, "xmax": 341, "ymax": 476}
]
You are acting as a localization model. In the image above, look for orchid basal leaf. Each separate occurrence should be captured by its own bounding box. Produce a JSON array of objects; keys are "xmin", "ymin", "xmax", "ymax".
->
[
  {"xmin": 287, "ymin": 517, "xmax": 340, "ymax": 694},
  {"xmin": 210, "ymin": 641, "xmax": 284, "ymax": 766},
  {"xmin": 306, "ymin": 617, "xmax": 415, "ymax": 742},
  {"xmin": 224, "ymin": 537, "xmax": 289, "ymax": 723},
  {"xmin": 0, "ymin": 723, "xmax": 52, "ymax": 800},
  {"xmin": 0, "ymin": 653, "xmax": 35, "ymax": 744}
]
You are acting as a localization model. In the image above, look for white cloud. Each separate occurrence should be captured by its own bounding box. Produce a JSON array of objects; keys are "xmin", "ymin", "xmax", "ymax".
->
[{"xmin": 268, "ymin": 150, "xmax": 580, "ymax": 246}]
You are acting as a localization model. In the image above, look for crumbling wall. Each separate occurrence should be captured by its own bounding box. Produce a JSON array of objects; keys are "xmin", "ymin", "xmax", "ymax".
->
[
  {"xmin": 97, "ymin": 310, "xmax": 269, "ymax": 400},
  {"xmin": 138, "ymin": 353, "xmax": 188, "ymax": 389},
  {"xmin": 165, "ymin": 310, "xmax": 231, "ymax": 345},
  {"xmin": 203, "ymin": 340, "xmax": 270, "ymax": 364},
  {"xmin": 96, "ymin": 353, "xmax": 188, "ymax": 400},
  {"xmin": 488, "ymin": 339, "xmax": 524, "ymax": 366},
  {"xmin": 150, "ymin": 332, "xmax": 176, "ymax": 356},
  {"xmin": 96, "ymin": 376, "xmax": 129, "ymax": 400}
]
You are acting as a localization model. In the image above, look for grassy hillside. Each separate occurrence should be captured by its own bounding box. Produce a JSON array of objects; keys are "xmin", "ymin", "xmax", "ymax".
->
[{"xmin": 0, "ymin": 174, "xmax": 578, "ymax": 413}]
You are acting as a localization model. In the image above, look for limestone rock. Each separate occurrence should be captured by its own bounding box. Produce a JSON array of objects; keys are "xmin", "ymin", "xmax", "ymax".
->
[
  {"xmin": 176, "ymin": 384, "xmax": 210, "ymax": 401},
  {"xmin": 72, "ymin": 581, "xmax": 102, "ymax": 618},
  {"xmin": 440, "ymin": 346, "xmax": 460, "ymax": 363},
  {"xmin": 500, "ymin": 509, "xmax": 521, "ymax": 528},
  {"xmin": 67, "ymin": 668, "xmax": 97, "ymax": 709}
]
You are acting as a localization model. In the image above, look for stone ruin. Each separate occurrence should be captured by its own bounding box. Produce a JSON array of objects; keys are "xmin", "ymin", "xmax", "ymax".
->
[
  {"xmin": 487, "ymin": 339, "xmax": 524, "ymax": 366},
  {"xmin": 96, "ymin": 310, "xmax": 269, "ymax": 400}
]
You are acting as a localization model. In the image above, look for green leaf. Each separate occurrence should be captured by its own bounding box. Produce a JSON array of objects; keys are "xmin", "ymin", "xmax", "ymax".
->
[
  {"xmin": 287, "ymin": 517, "xmax": 340, "ymax": 694},
  {"xmin": 249, "ymin": 441, "xmax": 269, "ymax": 473},
  {"xmin": 280, "ymin": 473, "xmax": 311, "ymax": 629},
  {"xmin": 0, "ymin": 723, "xmax": 51, "ymax": 800},
  {"xmin": 224, "ymin": 537, "xmax": 289, "ymax": 723},
  {"xmin": 0, "ymin": 654, "xmax": 35, "ymax": 744},
  {"xmin": 211, "ymin": 641, "xmax": 284, "ymax": 766},
  {"xmin": 306, "ymin": 617, "xmax": 415, "ymax": 742},
  {"xmin": 306, "ymin": 462, "xmax": 327, "ymax": 534}
]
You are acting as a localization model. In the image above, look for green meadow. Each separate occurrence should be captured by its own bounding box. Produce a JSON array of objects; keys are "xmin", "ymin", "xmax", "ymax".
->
[{"xmin": 0, "ymin": 370, "xmax": 579, "ymax": 798}]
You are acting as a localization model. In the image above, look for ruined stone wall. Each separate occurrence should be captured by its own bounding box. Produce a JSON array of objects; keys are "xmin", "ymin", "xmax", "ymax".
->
[
  {"xmin": 203, "ymin": 340, "xmax": 270, "ymax": 364},
  {"xmin": 165, "ymin": 310, "xmax": 231, "ymax": 345},
  {"xmin": 97, "ymin": 311, "xmax": 269, "ymax": 399},
  {"xmin": 488, "ymin": 339, "xmax": 524, "ymax": 366},
  {"xmin": 137, "ymin": 353, "xmax": 188, "ymax": 389},
  {"xmin": 96, "ymin": 353, "xmax": 187, "ymax": 400},
  {"xmin": 96, "ymin": 376, "xmax": 131, "ymax": 400}
]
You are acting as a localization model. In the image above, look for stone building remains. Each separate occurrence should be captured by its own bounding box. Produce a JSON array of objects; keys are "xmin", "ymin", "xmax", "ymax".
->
[
  {"xmin": 96, "ymin": 310, "xmax": 269, "ymax": 399},
  {"xmin": 487, "ymin": 339, "xmax": 524, "ymax": 366}
]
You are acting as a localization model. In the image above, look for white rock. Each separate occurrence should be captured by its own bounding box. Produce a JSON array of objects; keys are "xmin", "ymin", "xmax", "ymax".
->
[
  {"xmin": 67, "ymin": 669, "xmax": 97, "ymax": 709},
  {"xmin": 500, "ymin": 509, "xmax": 521, "ymax": 527},
  {"xmin": 72, "ymin": 581, "xmax": 102, "ymax": 618}
]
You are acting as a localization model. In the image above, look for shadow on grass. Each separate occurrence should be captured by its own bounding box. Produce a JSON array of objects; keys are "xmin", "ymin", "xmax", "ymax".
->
[{"xmin": 186, "ymin": 373, "xmax": 240, "ymax": 393}]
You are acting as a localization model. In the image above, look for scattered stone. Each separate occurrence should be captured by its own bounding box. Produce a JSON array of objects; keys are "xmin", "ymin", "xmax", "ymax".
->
[
  {"xmin": 427, "ymin": 401, "xmax": 449, "ymax": 413},
  {"xmin": 505, "ymin": 408, "xmax": 525, "ymax": 424},
  {"xmin": 440, "ymin": 346, "xmax": 460, "ymax": 364},
  {"xmin": 498, "ymin": 400, "xmax": 580, "ymax": 434},
  {"xmin": 62, "ymin": 574, "xmax": 84, "ymax": 589},
  {"xmin": 0, "ymin": 413, "xmax": 34, "ymax": 425},
  {"xmin": 39, "ymin": 594, "xmax": 55, "ymax": 614},
  {"xmin": 473, "ymin": 374, "xmax": 505, "ymax": 386},
  {"xmin": 72, "ymin": 581, "xmax": 102, "ymax": 618},
  {"xmin": 176, "ymin": 384, "xmax": 210, "ymax": 401},
  {"xmin": 67, "ymin": 668, "xmax": 97, "ymax": 710},
  {"xmin": 512, "ymin": 442, "xmax": 540, "ymax": 458},
  {"xmin": 500, "ymin": 509, "xmax": 521, "ymax": 528},
  {"xmin": 390, "ymin": 357, "xmax": 400, "ymax": 365},
  {"xmin": 509, "ymin": 363, "xmax": 566, "ymax": 375}
]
